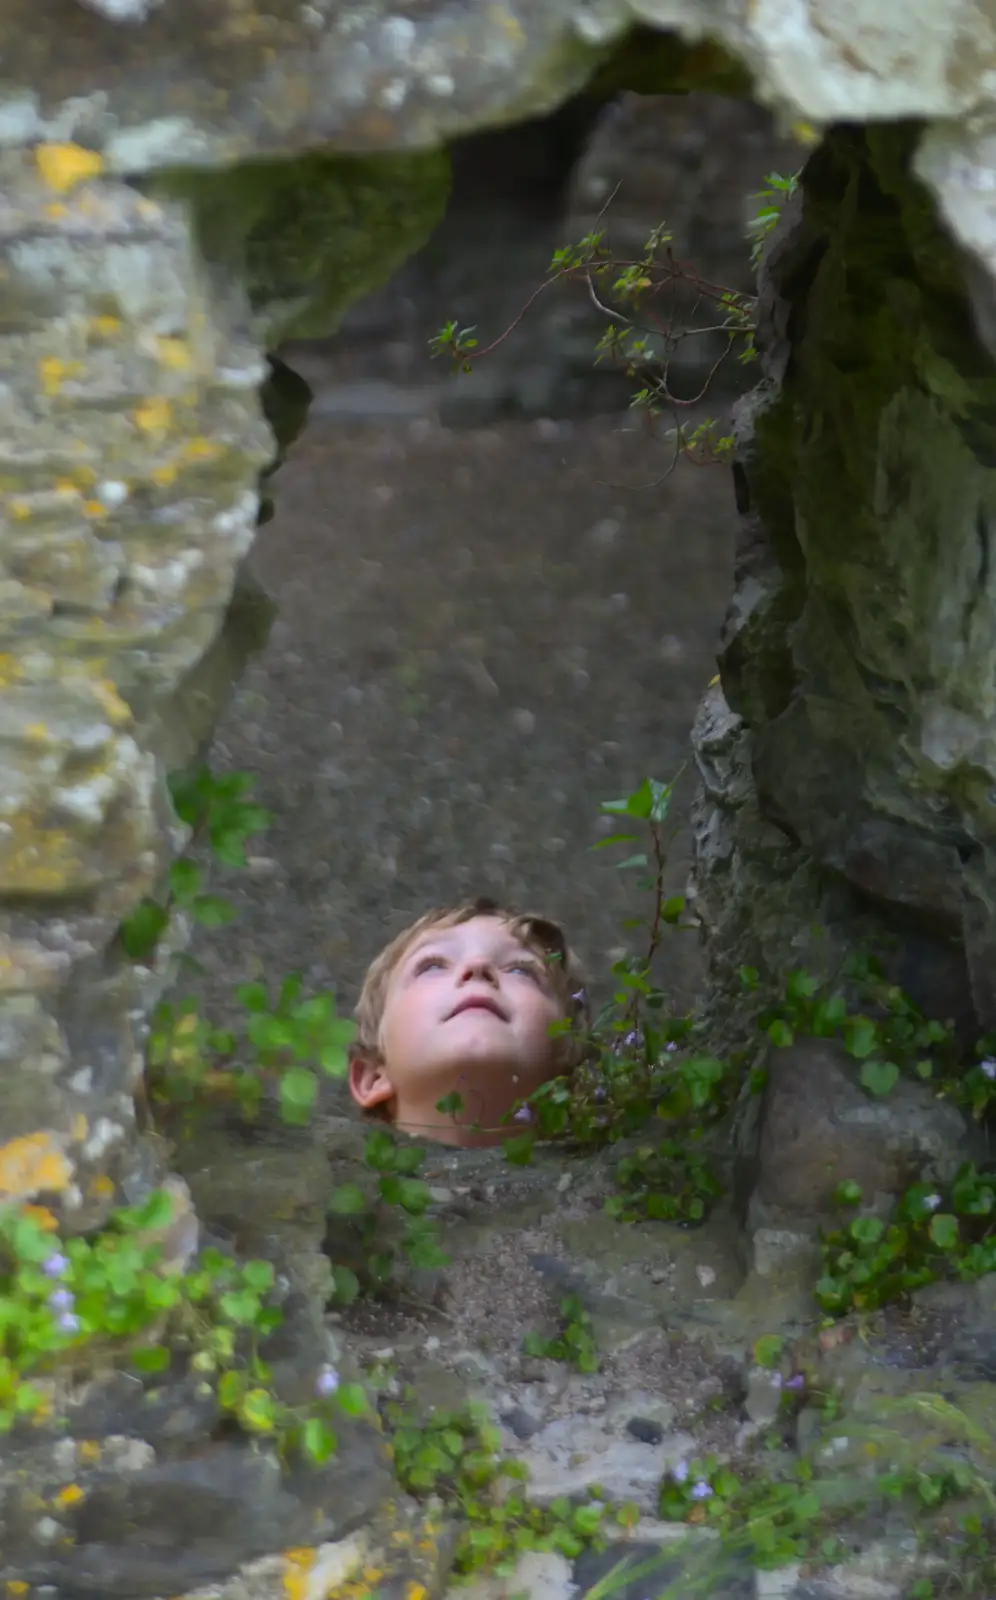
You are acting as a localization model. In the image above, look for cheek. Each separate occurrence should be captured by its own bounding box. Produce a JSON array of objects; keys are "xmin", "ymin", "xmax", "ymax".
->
[
  {"xmin": 380, "ymin": 986, "xmax": 434, "ymax": 1063},
  {"xmin": 519, "ymin": 993, "xmax": 564, "ymax": 1052}
]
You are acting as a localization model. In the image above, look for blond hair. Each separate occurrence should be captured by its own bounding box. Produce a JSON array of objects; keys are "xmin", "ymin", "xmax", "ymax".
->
[{"xmin": 352, "ymin": 898, "xmax": 588, "ymax": 1119}]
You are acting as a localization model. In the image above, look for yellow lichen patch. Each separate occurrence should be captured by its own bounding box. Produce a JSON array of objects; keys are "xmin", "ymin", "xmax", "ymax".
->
[
  {"xmin": 182, "ymin": 436, "xmax": 223, "ymax": 463},
  {"xmin": 38, "ymin": 357, "xmax": 82, "ymax": 397},
  {"xmin": 55, "ymin": 480, "xmax": 82, "ymax": 499},
  {"xmin": 151, "ymin": 462, "xmax": 179, "ymax": 487},
  {"xmin": 92, "ymin": 1174, "xmax": 115, "ymax": 1200},
  {"xmin": 0, "ymin": 655, "xmax": 22, "ymax": 685},
  {"xmin": 71, "ymin": 1114, "xmax": 88, "ymax": 1142},
  {"xmin": 55, "ymin": 1484, "xmax": 85, "ymax": 1508},
  {"xmin": 35, "ymin": 143, "xmax": 104, "ymax": 193},
  {"xmin": 155, "ymin": 337, "xmax": 191, "ymax": 370},
  {"xmin": 360, "ymin": 1567, "xmax": 384, "ymax": 1586},
  {"xmin": 282, "ymin": 1548, "xmax": 315, "ymax": 1600},
  {"xmin": 133, "ymin": 397, "xmax": 172, "ymax": 434},
  {"xmin": 91, "ymin": 315, "xmax": 121, "ymax": 339},
  {"xmin": 78, "ymin": 1441, "xmax": 101, "ymax": 1463},
  {"xmin": 83, "ymin": 500, "xmax": 107, "ymax": 518},
  {"xmin": 490, "ymin": 4, "xmax": 525, "ymax": 46},
  {"xmin": 405, "ymin": 1585, "xmax": 427, "ymax": 1600},
  {"xmin": 45, "ymin": 203, "xmax": 69, "ymax": 221},
  {"xmin": 6, "ymin": 1581, "xmax": 29, "ymax": 1595},
  {"xmin": 92, "ymin": 678, "xmax": 131, "ymax": 725},
  {"xmin": 23, "ymin": 722, "xmax": 50, "ymax": 742},
  {"xmin": 19, "ymin": 1204, "xmax": 58, "ymax": 1232},
  {"xmin": 8, "ymin": 500, "xmax": 31, "ymax": 519},
  {"xmin": 0, "ymin": 1132, "xmax": 71, "ymax": 1198}
]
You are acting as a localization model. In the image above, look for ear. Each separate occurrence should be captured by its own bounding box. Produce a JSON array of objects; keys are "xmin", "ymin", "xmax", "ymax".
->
[{"xmin": 348, "ymin": 1054, "xmax": 396, "ymax": 1112}]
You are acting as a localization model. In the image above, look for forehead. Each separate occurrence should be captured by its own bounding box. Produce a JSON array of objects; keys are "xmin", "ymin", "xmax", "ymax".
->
[{"xmin": 405, "ymin": 915, "xmax": 529, "ymax": 958}]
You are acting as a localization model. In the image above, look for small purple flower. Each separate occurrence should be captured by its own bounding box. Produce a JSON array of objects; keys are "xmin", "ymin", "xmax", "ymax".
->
[
  {"xmin": 923, "ymin": 1193, "xmax": 942, "ymax": 1212},
  {"xmin": 57, "ymin": 1312, "xmax": 80, "ymax": 1335},
  {"xmin": 42, "ymin": 1253, "xmax": 69, "ymax": 1278},
  {"xmin": 593, "ymin": 1087, "xmax": 607, "ymax": 1103},
  {"xmin": 513, "ymin": 1105, "xmax": 533, "ymax": 1124},
  {"xmin": 671, "ymin": 1460, "xmax": 689, "ymax": 1484},
  {"xmin": 786, "ymin": 1374, "xmax": 805, "ymax": 1392},
  {"xmin": 572, "ymin": 989, "xmax": 587, "ymax": 1006},
  {"xmin": 982, "ymin": 1058, "xmax": 996, "ymax": 1080},
  {"xmin": 690, "ymin": 1480, "xmax": 713, "ymax": 1501},
  {"xmin": 49, "ymin": 1288, "xmax": 74, "ymax": 1312},
  {"xmin": 315, "ymin": 1366, "xmax": 339, "ymax": 1398},
  {"xmin": 622, "ymin": 1030, "xmax": 639, "ymax": 1048},
  {"xmin": 664, "ymin": 1041, "xmax": 678, "ymax": 1054},
  {"xmin": 769, "ymin": 1371, "xmax": 783, "ymax": 1389}
]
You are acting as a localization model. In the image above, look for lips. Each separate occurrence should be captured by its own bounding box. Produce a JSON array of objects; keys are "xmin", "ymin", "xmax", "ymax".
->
[{"xmin": 448, "ymin": 995, "xmax": 507, "ymax": 1022}]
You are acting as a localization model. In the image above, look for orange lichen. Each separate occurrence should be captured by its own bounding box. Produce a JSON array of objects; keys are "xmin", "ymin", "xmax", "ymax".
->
[
  {"xmin": 35, "ymin": 143, "xmax": 104, "ymax": 193},
  {"xmin": 19, "ymin": 1204, "xmax": 58, "ymax": 1231},
  {"xmin": 0, "ymin": 1132, "xmax": 72, "ymax": 1198},
  {"xmin": 83, "ymin": 500, "xmax": 107, "ymax": 519}
]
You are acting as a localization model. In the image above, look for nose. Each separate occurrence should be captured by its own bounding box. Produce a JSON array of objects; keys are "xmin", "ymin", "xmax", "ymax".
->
[{"xmin": 456, "ymin": 953, "xmax": 499, "ymax": 987}]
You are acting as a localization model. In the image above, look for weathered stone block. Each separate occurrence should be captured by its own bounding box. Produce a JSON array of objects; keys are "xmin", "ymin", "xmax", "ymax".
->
[{"xmin": 748, "ymin": 1038, "xmax": 983, "ymax": 1228}]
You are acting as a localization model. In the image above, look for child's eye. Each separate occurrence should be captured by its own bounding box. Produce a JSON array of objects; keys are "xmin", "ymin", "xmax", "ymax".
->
[
  {"xmin": 508, "ymin": 961, "xmax": 542, "ymax": 982},
  {"xmin": 413, "ymin": 954, "xmax": 447, "ymax": 975}
]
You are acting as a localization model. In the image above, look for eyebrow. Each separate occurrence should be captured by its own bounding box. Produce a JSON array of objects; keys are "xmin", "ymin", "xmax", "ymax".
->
[{"xmin": 404, "ymin": 931, "xmax": 544, "ymax": 966}]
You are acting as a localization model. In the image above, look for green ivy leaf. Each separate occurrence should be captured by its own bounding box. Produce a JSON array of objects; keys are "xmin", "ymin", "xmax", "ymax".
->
[
  {"xmin": 397, "ymin": 1179, "xmax": 432, "ymax": 1215},
  {"xmin": 845, "ymin": 1016, "xmax": 878, "ymax": 1060},
  {"xmin": 131, "ymin": 1345, "xmax": 170, "ymax": 1374},
  {"xmin": 850, "ymin": 1216, "xmax": 885, "ymax": 1246},
  {"xmin": 329, "ymin": 1183, "xmax": 367, "ymax": 1217},
  {"xmin": 834, "ymin": 1180, "xmax": 863, "ymax": 1207},
  {"xmin": 120, "ymin": 898, "xmax": 168, "ymax": 960},
  {"xmin": 242, "ymin": 1259, "xmax": 275, "ymax": 1293},
  {"xmin": 332, "ymin": 1266, "xmax": 360, "ymax": 1305},
  {"xmin": 928, "ymin": 1213, "xmax": 960, "ymax": 1251},
  {"xmin": 753, "ymin": 1334, "xmax": 784, "ymax": 1370},
  {"xmin": 335, "ymin": 1382, "xmax": 369, "ymax": 1417},
  {"xmin": 239, "ymin": 1388, "xmax": 277, "ymax": 1432},
  {"xmin": 279, "ymin": 1066, "xmax": 317, "ymax": 1123},
  {"xmin": 192, "ymin": 895, "xmax": 235, "ymax": 929},
  {"xmin": 168, "ymin": 858, "xmax": 202, "ymax": 902},
  {"xmin": 302, "ymin": 1417, "xmax": 337, "ymax": 1463},
  {"xmin": 767, "ymin": 1019, "xmax": 794, "ymax": 1048},
  {"xmin": 860, "ymin": 1059, "xmax": 899, "ymax": 1098}
]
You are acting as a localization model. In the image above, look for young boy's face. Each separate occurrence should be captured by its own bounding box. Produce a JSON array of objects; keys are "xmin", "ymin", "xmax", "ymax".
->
[{"xmin": 348, "ymin": 915, "xmax": 566, "ymax": 1145}]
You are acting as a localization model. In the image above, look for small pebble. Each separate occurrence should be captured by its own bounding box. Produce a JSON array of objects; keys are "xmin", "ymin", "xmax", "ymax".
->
[{"xmin": 502, "ymin": 1406, "xmax": 544, "ymax": 1441}]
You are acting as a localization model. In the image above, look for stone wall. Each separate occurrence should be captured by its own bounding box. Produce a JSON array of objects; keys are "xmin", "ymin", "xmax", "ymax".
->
[{"xmin": 7, "ymin": 2, "xmax": 996, "ymax": 1595}]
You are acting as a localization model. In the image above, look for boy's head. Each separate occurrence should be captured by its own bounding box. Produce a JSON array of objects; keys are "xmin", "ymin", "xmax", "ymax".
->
[{"xmin": 348, "ymin": 898, "xmax": 585, "ymax": 1146}]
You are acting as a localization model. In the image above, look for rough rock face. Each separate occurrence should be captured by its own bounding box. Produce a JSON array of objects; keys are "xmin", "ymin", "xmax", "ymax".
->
[{"xmin": 690, "ymin": 125, "xmax": 996, "ymax": 1040}]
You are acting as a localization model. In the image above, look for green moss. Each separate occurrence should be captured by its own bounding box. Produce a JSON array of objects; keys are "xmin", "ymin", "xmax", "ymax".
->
[{"xmin": 150, "ymin": 145, "xmax": 451, "ymax": 345}]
